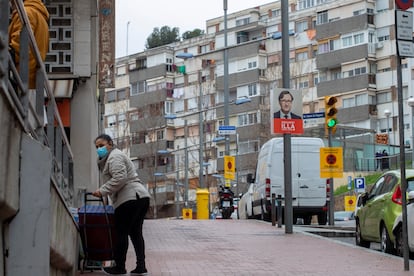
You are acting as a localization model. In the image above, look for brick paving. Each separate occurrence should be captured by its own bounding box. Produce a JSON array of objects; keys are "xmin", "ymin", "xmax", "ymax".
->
[{"xmin": 79, "ymin": 218, "xmax": 413, "ymax": 276}]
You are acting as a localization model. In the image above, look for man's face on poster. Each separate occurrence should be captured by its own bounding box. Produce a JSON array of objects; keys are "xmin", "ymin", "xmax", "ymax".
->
[{"xmin": 279, "ymin": 93, "xmax": 293, "ymax": 115}]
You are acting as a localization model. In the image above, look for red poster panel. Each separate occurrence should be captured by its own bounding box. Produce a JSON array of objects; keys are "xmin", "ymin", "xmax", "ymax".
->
[
  {"xmin": 273, "ymin": 118, "xmax": 304, "ymax": 134},
  {"xmin": 270, "ymin": 88, "xmax": 303, "ymax": 134}
]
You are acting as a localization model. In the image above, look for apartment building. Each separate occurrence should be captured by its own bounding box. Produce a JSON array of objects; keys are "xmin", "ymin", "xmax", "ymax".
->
[{"xmin": 106, "ymin": 0, "xmax": 413, "ymax": 217}]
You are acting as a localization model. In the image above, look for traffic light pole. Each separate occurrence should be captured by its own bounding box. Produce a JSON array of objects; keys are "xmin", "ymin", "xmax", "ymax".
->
[{"xmin": 328, "ymin": 127, "xmax": 335, "ymax": 226}]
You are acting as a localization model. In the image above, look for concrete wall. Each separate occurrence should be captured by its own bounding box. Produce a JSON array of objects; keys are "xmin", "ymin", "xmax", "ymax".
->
[
  {"xmin": 50, "ymin": 186, "xmax": 79, "ymax": 275},
  {"xmin": 0, "ymin": 91, "xmax": 20, "ymax": 221},
  {"xmin": 71, "ymin": 0, "xmax": 100, "ymax": 207}
]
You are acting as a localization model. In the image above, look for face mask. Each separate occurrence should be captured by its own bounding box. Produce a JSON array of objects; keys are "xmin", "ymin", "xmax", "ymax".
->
[{"xmin": 97, "ymin": 146, "xmax": 108, "ymax": 158}]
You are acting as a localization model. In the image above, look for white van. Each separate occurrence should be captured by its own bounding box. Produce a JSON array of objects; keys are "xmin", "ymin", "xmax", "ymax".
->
[{"xmin": 240, "ymin": 137, "xmax": 328, "ymax": 225}]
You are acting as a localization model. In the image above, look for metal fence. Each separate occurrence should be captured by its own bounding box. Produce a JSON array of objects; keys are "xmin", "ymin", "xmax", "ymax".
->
[{"xmin": 1, "ymin": 0, "xmax": 74, "ymax": 206}]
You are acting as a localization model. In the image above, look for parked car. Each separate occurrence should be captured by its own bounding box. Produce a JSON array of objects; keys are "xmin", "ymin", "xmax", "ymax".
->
[
  {"xmin": 238, "ymin": 183, "xmax": 254, "ymax": 220},
  {"xmin": 392, "ymin": 190, "xmax": 414, "ymax": 258},
  {"xmin": 334, "ymin": 211, "xmax": 355, "ymax": 221},
  {"xmin": 355, "ymin": 169, "xmax": 414, "ymax": 254}
]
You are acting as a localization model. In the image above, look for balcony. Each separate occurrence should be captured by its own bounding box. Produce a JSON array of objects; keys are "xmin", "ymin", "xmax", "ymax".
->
[
  {"xmin": 317, "ymin": 74, "xmax": 376, "ymax": 97},
  {"xmin": 316, "ymin": 14, "xmax": 374, "ymax": 40},
  {"xmin": 316, "ymin": 44, "xmax": 369, "ymax": 70}
]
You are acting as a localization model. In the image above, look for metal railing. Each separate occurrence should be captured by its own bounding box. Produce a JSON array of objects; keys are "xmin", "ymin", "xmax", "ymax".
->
[{"xmin": 1, "ymin": 0, "xmax": 74, "ymax": 206}]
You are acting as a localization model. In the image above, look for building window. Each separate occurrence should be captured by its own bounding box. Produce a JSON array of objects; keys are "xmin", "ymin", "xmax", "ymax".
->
[
  {"xmin": 156, "ymin": 130, "xmax": 164, "ymax": 140},
  {"xmin": 199, "ymin": 44, "xmax": 209, "ymax": 54},
  {"xmin": 237, "ymin": 31, "xmax": 249, "ymax": 44},
  {"xmin": 318, "ymin": 42, "xmax": 329, "ymax": 54},
  {"xmin": 296, "ymin": 51, "xmax": 308, "ymax": 61},
  {"xmin": 248, "ymin": 61, "xmax": 257, "ymax": 68},
  {"xmin": 296, "ymin": 21, "xmax": 308, "ymax": 33},
  {"xmin": 299, "ymin": 80, "xmax": 309, "ymax": 88},
  {"xmin": 116, "ymin": 65, "xmax": 126, "ymax": 76},
  {"xmin": 342, "ymin": 36, "xmax": 352, "ymax": 47},
  {"xmin": 165, "ymin": 101, "xmax": 173, "ymax": 115},
  {"xmin": 355, "ymin": 94, "xmax": 368, "ymax": 105},
  {"xmin": 107, "ymin": 91, "xmax": 116, "ymax": 103},
  {"xmin": 377, "ymin": 27, "xmax": 390, "ymax": 42},
  {"xmin": 354, "ymin": 33, "xmax": 364, "ymax": 44},
  {"xmin": 271, "ymin": 9, "xmax": 280, "ymax": 17},
  {"xmin": 238, "ymin": 112, "xmax": 258, "ymax": 126},
  {"xmin": 138, "ymin": 81, "xmax": 147, "ymax": 94},
  {"xmin": 248, "ymin": 84, "xmax": 257, "ymax": 96},
  {"xmin": 343, "ymin": 98, "xmax": 355, "ymax": 108},
  {"xmin": 236, "ymin": 17, "xmax": 250, "ymax": 26},
  {"xmin": 239, "ymin": 140, "xmax": 260, "ymax": 154},
  {"xmin": 136, "ymin": 58, "xmax": 147, "ymax": 70},
  {"xmin": 107, "ymin": 115, "xmax": 117, "ymax": 127},
  {"xmin": 377, "ymin": 91, "xmax": 392, "ymax": 104},
  {"xmin": 130, "ymin": 82, "xmax": 138, "ymax": 95},
  {"xmin": 118, "ymin": 89, "xmax": 126, "ymax": 100},
  {"xmin": 317, "ymin": 11, "xmax": 328, "ymax": 25},
  {"xmin": 354, "ymin": 67, "xmax": 366, "ymax": 75},
  {"xmin": 329, "ymin": 39, "xmax": 340, "ymax": 51},
  {"xmin": 331, "ymin": 68, "xmax": 341, "ymax": 80},
  {"xmin": 298, "ymin": 0, "xmax": 314, "ymax": 10},
  {"xmin": 353, "ymin": 9, "xmax": 365, "ymax": 16},
  {"xmin": 130, "ymin": 111, "xmax": 139, "ymax": 121},
  {"xmin": 118, "ymin": 113, "xmax": 126, "ymax": 125},
  {"xmin": 132, "ymin": 132, "xmax": 146, "ymax": 144}
]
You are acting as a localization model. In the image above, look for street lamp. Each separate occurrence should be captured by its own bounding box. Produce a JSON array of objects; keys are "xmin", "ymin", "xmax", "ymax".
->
[
  {"xmin": 407, "ymin": 97, "xmax": 414, "ymax": 168},
  {"xmin": 175, "ymin": 53, "xmax": 205, "ymax": 189},
  {"xmin": 384, "ymin": 109, "xmax": 391, "ymax": 155},
  {"xmin": 126, "ymin": 21, "xmax": 130, "ymax": 56},
  {"xmin": 223, "ymin": 0, "xmax": 229, "ymax": 156}
]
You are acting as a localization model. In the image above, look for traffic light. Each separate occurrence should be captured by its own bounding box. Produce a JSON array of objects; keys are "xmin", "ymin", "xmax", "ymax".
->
[{"xmin": 325, "ymin": 96, "xmax": 338, "ymax": 134}]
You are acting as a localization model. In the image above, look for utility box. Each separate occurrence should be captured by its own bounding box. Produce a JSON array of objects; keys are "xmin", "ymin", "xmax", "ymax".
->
[
  {"xmin": 196, "ymin": 188, "xmax": 210, "ymax": 219},
  {"xmin": 182, "ymin": 208, "xmax": 192, "ymax": 219}
]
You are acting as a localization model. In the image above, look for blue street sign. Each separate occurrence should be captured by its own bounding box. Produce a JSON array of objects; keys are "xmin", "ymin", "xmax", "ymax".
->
[
  {"xmin": 218, "ymin": 125, "xmax": 236, "ymax": 135},
  {"xmin": 303, "ymin": 112, "xmax": 325, "ymax": 119},
  {"xmin": 355, "ymin": 177, "xmax": 365, "ymax": 193}
]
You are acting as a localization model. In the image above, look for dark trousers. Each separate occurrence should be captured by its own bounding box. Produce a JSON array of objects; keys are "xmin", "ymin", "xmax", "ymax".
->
[{"xmin": 113, "ymin": 196, "xmax": 149, "ymax": 269}]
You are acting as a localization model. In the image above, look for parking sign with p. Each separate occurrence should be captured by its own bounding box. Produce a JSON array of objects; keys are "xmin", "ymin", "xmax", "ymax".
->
[{"xmin": 355, "ymin": 177, "xmax": 365, "ymax": 193}]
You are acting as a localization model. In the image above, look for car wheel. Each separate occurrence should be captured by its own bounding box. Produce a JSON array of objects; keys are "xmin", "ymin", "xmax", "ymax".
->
[
  {"xmin": 304, "ymin": 215, "xmax": 312, "ymax": 225},
  {"xmin": 317, "ymin": 212, "xmax": 327, "ymax": 225},
  {"xmin": 394, "ymin": 226, "xmax": 403, "ymax": 257},
  {"xmin": 381, "ymin": 225, "xmax": 395, "ymax": 254},
  {"xmin": 356, "ymin": 220, "xmax": 370, "ymax": 248}
]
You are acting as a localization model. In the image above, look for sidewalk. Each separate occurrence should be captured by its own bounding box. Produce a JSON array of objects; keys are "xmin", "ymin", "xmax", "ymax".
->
[{"xmin": 80, "ymin": 219, "xmax": 413, "ymax": 275}]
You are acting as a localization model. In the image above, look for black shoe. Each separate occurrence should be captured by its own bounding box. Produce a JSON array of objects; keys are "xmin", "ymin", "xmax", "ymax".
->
[
  {"xmin": 130, "ymin": 267, "xmax": 148, "ymax": 275},
  {"xmin": 102, "ymin": 266, "xmax": 127, "ymax": 275}
]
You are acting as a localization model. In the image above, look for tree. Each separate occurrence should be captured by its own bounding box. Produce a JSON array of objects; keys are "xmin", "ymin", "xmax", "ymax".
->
[
  {"xmin": 182, "ymin": 29, "xmax": 205, "ymax": 40},
  {"xmin": 145, "ymin": 26, "xmax": 180, "ymax": 49}
]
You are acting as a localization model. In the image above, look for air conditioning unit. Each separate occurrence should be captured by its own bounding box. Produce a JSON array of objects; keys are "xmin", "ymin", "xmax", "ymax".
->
[{"xmin": 376, "ymin": 42, "xmax": 384, "ymax": 49}]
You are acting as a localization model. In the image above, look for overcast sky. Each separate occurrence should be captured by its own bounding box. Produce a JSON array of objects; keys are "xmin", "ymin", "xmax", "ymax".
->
[{"xmin": 115, "ymin": 0, "xmax": 275, "ymax": 58}]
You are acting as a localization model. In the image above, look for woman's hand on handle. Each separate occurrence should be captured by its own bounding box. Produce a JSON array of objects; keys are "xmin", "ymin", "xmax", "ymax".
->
[{"xmin": 92, "ymin": 189, "xmax": 102, "ymax": 198}]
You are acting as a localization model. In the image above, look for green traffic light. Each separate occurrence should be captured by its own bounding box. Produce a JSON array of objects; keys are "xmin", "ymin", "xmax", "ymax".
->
[{"xmin": 327, "ymin": 118, "xmax": 337, "ymax": 128}]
